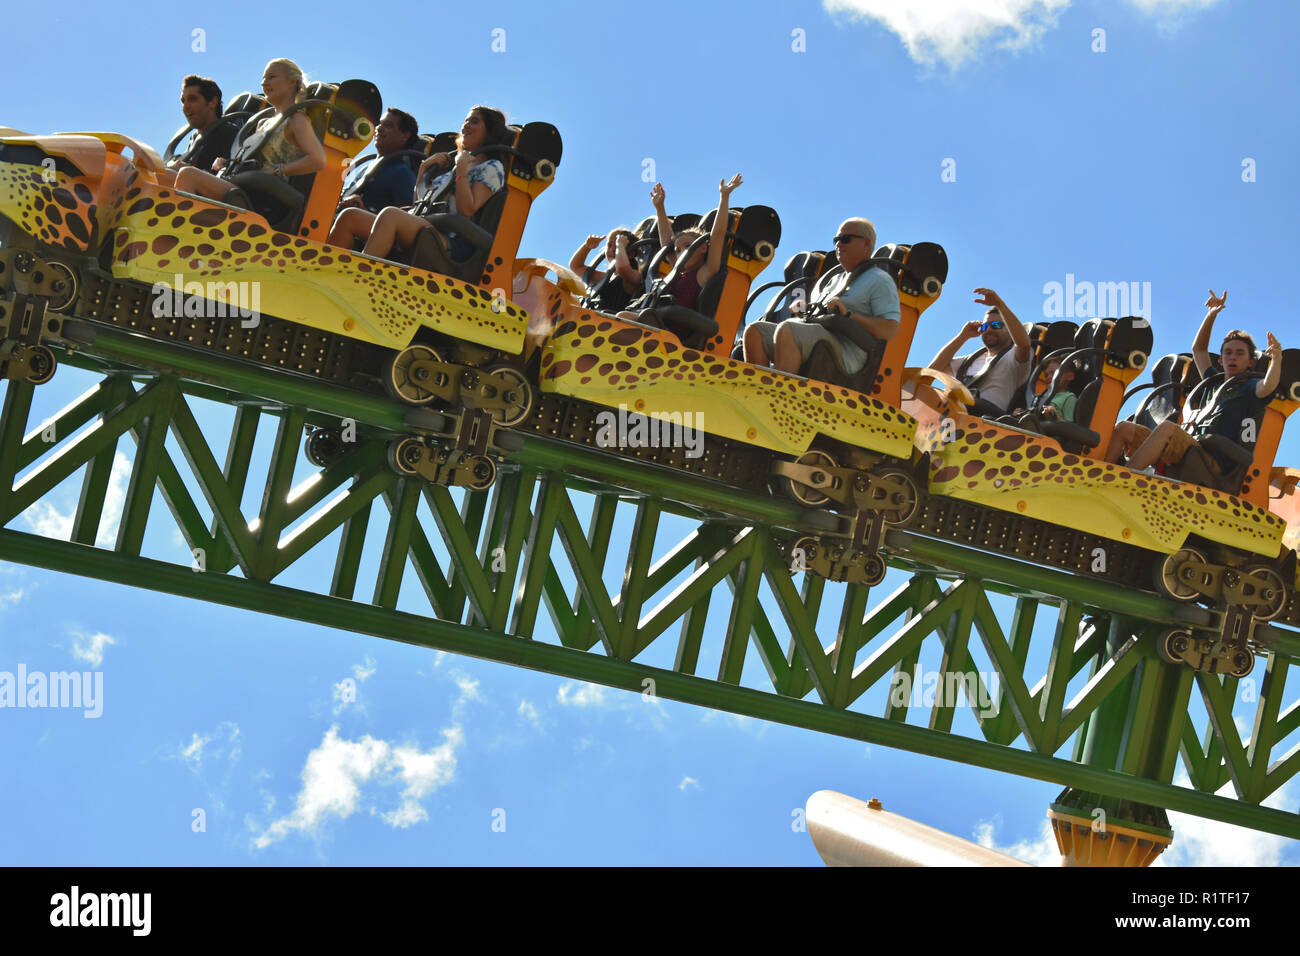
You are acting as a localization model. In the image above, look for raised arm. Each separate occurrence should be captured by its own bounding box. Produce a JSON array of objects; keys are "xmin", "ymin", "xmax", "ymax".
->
[
  {"xmin": 931, "ymin": 322, "xmax": 983, "ymax": 376},
  {"xmin": 612, "ymin": 233, "xmax": 641, "ymax": 285},
  {"xmin": 1193, "ymin": 289, "xmax": 1227, "ymax": 377},
  {"xmin": 1257, "ymin": 332, "xmax": 1283, "ymax": 398},
  {"xmin": 974, "ymin": 288, "xmax": 1030, "ymax": 363},
  {"xmin": 699, "ymin": 174, "xmax": 741, "ymax": 287},
  {"xmin": 650, "ymin": 183, "xmax": 672, "ymax": 248},
  {"xmin": 570, "ymin": 234, "xmax": 604, "ymax": 276}
]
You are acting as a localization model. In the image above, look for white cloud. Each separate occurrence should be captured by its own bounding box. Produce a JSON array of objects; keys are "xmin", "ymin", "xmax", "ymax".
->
[
  {"xmin": 21, "ymin": 451, "xmax": 131, "ymax": 546},
  {"xmin": 178, "ymin": 722, "xmax": 241, "ymax": 771},
  {"xmin": 824, "ymin": 0, "xmax": 1220, "ymax": 68},
  {"xmin": 1157, "ymin": 776, "xmax": 1297, "ymax": 867},
  {"xmin": 254, "ymin": 724, "xmax": 463, "ymax": 848},
  {"xmin": 974, "ymin": 817, "xmax": 1061, "ymax": 866},
  {"xmin": 332, "ymin": 657, "xmax": 377, "ymax": 715},
  {"xmin": 824, "ymin": 0, "xmax": 1069, "ymax": 68},
  {"xmin": 70, "ymin": 630, "xmax": 115, "ymax": 667},
  {"xmin": 0, "ymin": 587, "xmax": 24, "ymax": 607},
  {"xmin": 1126, "ymin": 0, "xmax": 1218, "ymax": 13},
  {"xmin": 517, "ymin": 699, "xmax": 540, "ymax": 727},
  {"xmin": 557, "ymin": 681, "xmax": 608, "ymax": 707},
  {"xmin": 679, "ymin": 776, "xmax": 700, "ymax": 792},
  {"xmin": 353, "ymin": 656, "xmax": 377, "ymax": 682},
  {"xmin": 453, "ymin": 673, "xmax": 481, "ymax": 703}
]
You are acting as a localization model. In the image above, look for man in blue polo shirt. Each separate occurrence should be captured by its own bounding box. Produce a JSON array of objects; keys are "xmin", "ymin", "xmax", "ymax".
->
[
  {"xmin": 743, "ymin": 217, "xmax": 901, "ymax": 375},
  {"xmin": 338, "ymin": 109, "xmax": 420, "ymax": 214}
]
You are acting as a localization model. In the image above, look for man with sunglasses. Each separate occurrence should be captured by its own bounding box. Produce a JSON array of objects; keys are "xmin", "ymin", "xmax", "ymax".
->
[
  {"xmin": 930, "ymin": 288, "xmax": 1032, "ymax": 416},
  {"xmin": 742, "ymin": 218, "xmax": 900, "ymax": 376}
]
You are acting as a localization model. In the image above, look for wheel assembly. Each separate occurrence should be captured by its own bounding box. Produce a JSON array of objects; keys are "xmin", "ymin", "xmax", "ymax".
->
[
  {"xmin": 868, "ymin": 467, "xmax": 919, "ymax": 526},
  {"xmin": 465, "ymin": 455, "xmax": 497, "ymax": 491},
  {"xmin": 1155, "ymin": 547, "xmax": 1207, "ymax": 602},
  {"xmin": 45, "ymin": 261, "xmax": 78, "ymax": 312},
  {"xmin": 781, "ymin": 450, "xmax": 839, "ymax": 507},
  {"xmin": 387, "ymin": 437, "xmax": 423, "ymax": 475},
  {"xmin": 1157, "ymin": 629, "xmax": 1191, "ymax": 664},
  {"xmin": 860, "ymin": 554, "xmax": 887, "ymax": 586},
  {"xmin": 305, "ymin": 428, "xmax": 346, "ymax": 468},
  {"xmin": 386, "ymin": 344, "xmax": 445, "ymax": 405},
  {"xmin": 23, "ymin": 344, "xmax": 57, "ymax": 385},
  {"xmin": 485, "ymin": 364, "xmax": 534, "ymax": 427},
  {"xmin": 1244, "ymin": 565, "xmax": 1287, "ymax": 622}
]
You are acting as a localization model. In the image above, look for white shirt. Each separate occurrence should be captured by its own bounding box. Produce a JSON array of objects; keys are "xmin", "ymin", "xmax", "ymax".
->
[{"xmin": 955, "ymin": 347, "xmax": 1031, "ymax": 410}]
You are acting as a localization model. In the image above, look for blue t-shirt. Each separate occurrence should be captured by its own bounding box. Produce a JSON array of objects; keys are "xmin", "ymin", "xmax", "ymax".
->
[
  {"xmin": 809, "ymin": 265, "xmax": 901, "ymax": 369},
  {"xmin": 820, "ymin": 265, "xmax": 902, "ymax": 322},
  {"xmin": 341, "ymin": 156, "xmax": 418, "ymax": 212},
  {"xmin": 360, "ymin": 160, "xmax": 416, "ymax": 212}
]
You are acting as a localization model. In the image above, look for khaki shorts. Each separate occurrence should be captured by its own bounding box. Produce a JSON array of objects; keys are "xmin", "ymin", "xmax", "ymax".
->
[{"xmin": 1126, "ymin": 423, "xmax": 1220, "ymax": 472}]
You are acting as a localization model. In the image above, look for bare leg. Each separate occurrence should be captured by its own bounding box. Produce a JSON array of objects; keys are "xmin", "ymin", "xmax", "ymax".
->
[
  {"xmin": 1105, "ymin": 421, "xmax": 1137, "ymax": 463},
  {"xmin": 328, "ymin": 208, "xmax": 377, "ymax": 249},
  {"xmin": 174, "ymin": 166, "xmax": 233, "ymax": 202},
  {"xmin": 773, "ymin": 324, "xmax": 803, "ymax": 374},
  {"xmin": 363, "ymin": 207, "xmax": 433, "ymax": 260},
  {"xmin": 1127, "ymin": 419, "xmax": 1180, "ymax": 471},
  {"xmin": 743, "ymin": 324, "xmax": 769, "ymax": 366}
]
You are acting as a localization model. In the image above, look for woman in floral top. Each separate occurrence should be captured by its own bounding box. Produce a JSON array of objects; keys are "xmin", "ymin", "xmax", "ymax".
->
[{"xmin": 328, "ymin": 105, "xmax": 509, "ymax": 262}]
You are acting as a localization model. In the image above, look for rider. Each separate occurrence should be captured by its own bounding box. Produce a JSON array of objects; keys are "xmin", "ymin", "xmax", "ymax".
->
[
  {"xmin": 337, "ymin": 108, "xmax": 420, "ymax": 214},
  {"xmin": 742, "ymin": 218, "xmax": 900, "ymax": 375},
  {"xmin": 166, "ymin": 75, "xmax": 236, "ymax": 173},
  {"xmin": 327, "ymin": 105, "xmax": 509, "ymax": 261},
  {"xmin": 930, "ymin": 289, "xmax": 1032, "ymax": 416},
  {"xmin": 174, "ymin": 58, "xmax": 326, "ymax": 207},
  {"xmin": 1105, "ymin": 290, "xmax": 1282, "ymax": 481}
]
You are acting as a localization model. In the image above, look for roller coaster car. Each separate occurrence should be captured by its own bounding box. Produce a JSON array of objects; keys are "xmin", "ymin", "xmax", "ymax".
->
[
  {"xmin": 525, "ymin": 241, "xmax": 947, "ymax": 537},
  {"xmin": 0, "ymin": 114, "xmax": 561, "ymax": 428},
  {"xmin": 905, "ymin": 315, "xmax": 1287, "ymax": 554}
]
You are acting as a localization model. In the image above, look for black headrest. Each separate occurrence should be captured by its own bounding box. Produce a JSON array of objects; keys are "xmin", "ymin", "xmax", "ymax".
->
[{"xmin": 224, "ymin": 91, "xmax": 268, "ymax": 117}]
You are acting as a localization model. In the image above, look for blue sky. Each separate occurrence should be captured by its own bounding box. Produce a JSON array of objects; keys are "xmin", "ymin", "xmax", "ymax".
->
[{"xmin": 2, "ymin": 0, "xmax": 1299, "ymax": 865}]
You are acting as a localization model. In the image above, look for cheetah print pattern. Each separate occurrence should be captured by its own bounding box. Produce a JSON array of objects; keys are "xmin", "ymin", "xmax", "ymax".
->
[
  {"xmin": 0, "ymin": 157, "xmax": 102, "ymax": 252},
  {"xmin": 922, "ymin": 418, "xmax": 1285, "ymax": 556},
  {"xmin": 106, "ymin": 172, "xmax": 527, "ymax": 352},
  {"xmin": 540, "ymin": 315, "xmax": 916, "ymax": 458}
]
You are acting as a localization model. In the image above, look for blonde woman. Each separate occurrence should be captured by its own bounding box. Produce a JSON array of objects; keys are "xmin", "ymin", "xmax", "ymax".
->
[{"xmin": 175, "ymin": 58, "xmax": 326, "ymax": 204}]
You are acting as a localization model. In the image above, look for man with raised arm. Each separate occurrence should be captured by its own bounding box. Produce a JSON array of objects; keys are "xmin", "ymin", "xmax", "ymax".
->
[
  {"xmin": 1106, "ymin": 290, "xmax": 1283, "ymax": 482},
  {"xmin": 929, "ymin": 288, "xmax": 1032, "ymax": 416}
]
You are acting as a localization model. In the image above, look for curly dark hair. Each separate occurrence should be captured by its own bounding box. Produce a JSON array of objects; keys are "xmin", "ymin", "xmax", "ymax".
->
[{"xmin": 183, "ymin": 74, "xmax": 223, "ymax": 116}]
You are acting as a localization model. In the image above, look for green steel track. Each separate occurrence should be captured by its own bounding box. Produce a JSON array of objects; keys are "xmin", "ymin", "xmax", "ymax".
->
[{"xmin": 2, "ymin": 317, "xmax": 1299, "ymax": 842}]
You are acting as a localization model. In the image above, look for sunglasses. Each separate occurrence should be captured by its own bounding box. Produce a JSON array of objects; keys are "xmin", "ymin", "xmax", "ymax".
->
[
  {"xmin": 980, "ymin": 319, "xmax": 1005, "ymax": 331},
  {"xmin": 833, "ymin": 234, "xmax": 865, "ymax": 245}
]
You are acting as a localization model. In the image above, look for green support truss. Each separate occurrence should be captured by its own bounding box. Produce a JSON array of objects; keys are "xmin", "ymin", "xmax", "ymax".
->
[{"xmin": 2, "ymin": 324, "xmax": 1299, "ymax": 841}]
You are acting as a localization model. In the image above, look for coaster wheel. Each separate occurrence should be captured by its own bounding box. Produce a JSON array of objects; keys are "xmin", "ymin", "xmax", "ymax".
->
[
  {"xmin": 1245, "ymin": 565, "xmax": 1287, "ymax": 622},
  {"xmin": 465, "ymin": 456, "xmax": 497, "ymax": 491},
  {"xmin": 485, "ymin": 364, "xmax": 534, "ymax": 427},
  {"xmin": 387, "ymin": 437, "xmax": 423, "ymax": 476},
  {"xmin": 1155, "ymin": 547, "xmax": 1207, "ymax": 602},
  {"xmin": 779, "ymin": 450, "xmax": 838, "ymax": 507},
  {"xmin": 386, "ymin": 344, "xmax": 445, "ymax": 406},
  {"xmin": 1156, "ymin": 629, "xmax": 1192, "ymax": 664},
  {"xmin": 24, "ymin": 345, "xmax": 57, "ymax": 385}
]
